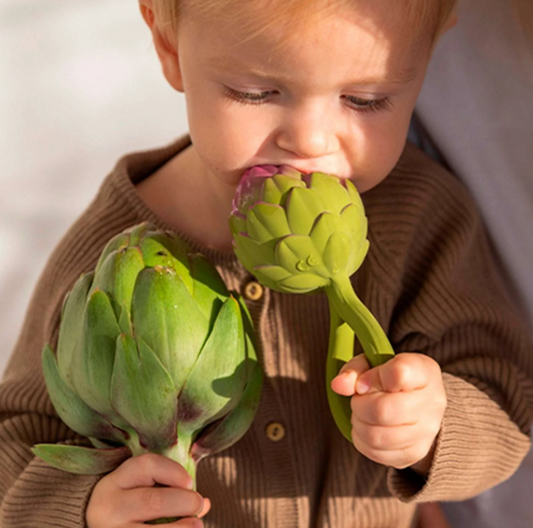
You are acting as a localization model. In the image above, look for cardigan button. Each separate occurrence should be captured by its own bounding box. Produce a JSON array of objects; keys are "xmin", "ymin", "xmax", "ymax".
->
[
  {"xmin": 265, "ymin": 422, "xmax": 286, "ymax": 442},
  {"xmin": 243, "ymin": 281, "xmax": 264, "ymax": 301}
]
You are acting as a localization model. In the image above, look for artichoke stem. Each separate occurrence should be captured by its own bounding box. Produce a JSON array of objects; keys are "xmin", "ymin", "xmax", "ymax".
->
[
  {"xmin": 166, "ymin": 432, "xmax": 197, "ymax": 489},
  {"xmin": 126, "ymin": 430, "xmax": 148, "ymax": 457},
  {"xmin": 325, "ymin": 275, "xmax": 394, "ymax": 368},
  {"xmin": 144, "ymin": 436, "xmax": 198, "ymax": 526},
  {"xmin": 326, "ymin": 306, "xmax": 355, "ymax": 442}
]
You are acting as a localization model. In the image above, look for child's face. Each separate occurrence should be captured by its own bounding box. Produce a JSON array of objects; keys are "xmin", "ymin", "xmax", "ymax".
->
[{"xmin": 168, "ymin": 1, "xmax": 433, "ymax": 192}]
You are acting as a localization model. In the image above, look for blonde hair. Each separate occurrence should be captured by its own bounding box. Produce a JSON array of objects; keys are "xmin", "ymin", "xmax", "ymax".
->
[{"xmin": 153, "ymin": 0, "xmax": 458, "ymax": 48}]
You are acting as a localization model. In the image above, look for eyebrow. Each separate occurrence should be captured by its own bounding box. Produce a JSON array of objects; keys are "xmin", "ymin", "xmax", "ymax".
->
[{"xmin": 208, "ymin": 59, "xmax": 417, "ymax": 86}]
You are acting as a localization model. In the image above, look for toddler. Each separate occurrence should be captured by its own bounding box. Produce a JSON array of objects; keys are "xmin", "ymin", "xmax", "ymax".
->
[{"xmin": 1, "ymin": 1, "xmax": 532, "ymax": 527}]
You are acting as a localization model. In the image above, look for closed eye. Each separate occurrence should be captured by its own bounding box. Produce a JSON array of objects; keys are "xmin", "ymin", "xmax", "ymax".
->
[
  {"xmin": 342, "ymin": 95, "xmax": 393, "ymax": 113},
  {"xmin": 224, "ymin": 87, "xmax": 273, "ymax": 105}
]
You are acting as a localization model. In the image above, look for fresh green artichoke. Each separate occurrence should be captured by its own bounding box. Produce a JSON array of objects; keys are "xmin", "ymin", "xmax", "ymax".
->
[
  {"xmin": 33, "ymin": 222, "xmax": 263, "ymax": 495},
  {"xmin": 229, "ymin": 166, "xmax": 393, "ymax": 441}
]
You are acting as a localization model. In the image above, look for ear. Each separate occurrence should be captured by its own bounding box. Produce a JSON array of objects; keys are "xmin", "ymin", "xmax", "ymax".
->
[{"xmin": 139, "ymin": 0, "xmax": 184, "ymax": 92}]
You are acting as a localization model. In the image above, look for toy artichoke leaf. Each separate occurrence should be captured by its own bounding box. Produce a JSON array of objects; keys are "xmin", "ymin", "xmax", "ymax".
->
[
  {"xmin": 286, "ymin": 187, "xmax": 326, "ymax": 235},
  {"xmin": 308, "ymin": 172, "xmax": 351, "ymax": 214}
]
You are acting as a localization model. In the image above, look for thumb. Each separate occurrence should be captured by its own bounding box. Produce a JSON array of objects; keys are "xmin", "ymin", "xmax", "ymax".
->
[{"xmin": 330, "ymin": 354, "xmax": 370, "ymax": 397}]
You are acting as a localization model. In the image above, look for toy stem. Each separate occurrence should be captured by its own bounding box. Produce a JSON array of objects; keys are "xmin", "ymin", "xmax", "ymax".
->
[
  {"xmin": 325, "ymin": 306, "xmax": 355, "ymax": 442},
  {"xmin": 325, "ymin": 275, "xmax": 395, "ymax": 368}
]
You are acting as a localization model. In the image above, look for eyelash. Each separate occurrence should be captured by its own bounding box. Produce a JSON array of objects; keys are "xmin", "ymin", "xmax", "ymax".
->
[{"xmin": 224, "ymin": 87, "xmax": 393, "ymax": 113}]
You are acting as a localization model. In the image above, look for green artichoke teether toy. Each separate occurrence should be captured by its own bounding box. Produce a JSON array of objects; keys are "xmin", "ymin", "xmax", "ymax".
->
[{"xmin": 229, "ymin": 165, "xmax": 394, "ymax": 441}]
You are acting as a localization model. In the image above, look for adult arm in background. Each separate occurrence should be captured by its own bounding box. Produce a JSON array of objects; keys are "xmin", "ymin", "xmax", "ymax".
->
[{"xmin": 410, "ymin": 1, "xmax": 533, "ymax": 527}]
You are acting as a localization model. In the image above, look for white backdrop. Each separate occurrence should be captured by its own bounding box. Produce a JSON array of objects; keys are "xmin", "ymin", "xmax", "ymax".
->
[{"xmin": 0, "ymin": 0, "xmax": 188, "ymax": 375}]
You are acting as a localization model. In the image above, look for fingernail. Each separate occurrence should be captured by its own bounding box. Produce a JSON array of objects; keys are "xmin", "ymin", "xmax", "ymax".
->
[
  {"xmin": 339, "ymin": 370, "xmax": 356, "ymax": 383},
  {"xmin": 356, "ymin": 379, "xmax": 370, "ymax": 394},
  {"xmin": 195, "ymin": 494, "xmax": 205, "ymax": 516},
  {"xmin": 185, "ymin": 476, "xmax": 194, "ymax": 489}
]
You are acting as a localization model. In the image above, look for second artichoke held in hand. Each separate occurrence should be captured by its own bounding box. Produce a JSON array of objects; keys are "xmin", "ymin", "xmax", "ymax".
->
[
  {"xmin": 33, "ymin": 222, "xmax": 263, "ymax": 499},
  {"xmin": 229, "ymin": 165, "xmax": 394, "ymax": 442}
]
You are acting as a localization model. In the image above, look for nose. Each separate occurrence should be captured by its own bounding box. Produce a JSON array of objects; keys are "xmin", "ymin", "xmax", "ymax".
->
[{"xmin": 275, "ymin": 103, "xmax": 339, "ymax": 159}]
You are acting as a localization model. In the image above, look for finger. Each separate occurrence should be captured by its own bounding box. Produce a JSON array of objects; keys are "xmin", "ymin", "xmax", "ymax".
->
[
  {"xmin": 350, "ymin": 427, "xmax": 429, "ymax": 469},
  {"xmin": 120, "ymin": 486, "xmax": 204, "ymax": 522},
  {"xmin": 356, "ymin": 353, "xmax": 432, "ymax": 395},
  {"xmin": 351, "ymin": 419, "xmax": 420, "ymax": 452},
  {"xmin": 133, "ymin": 518, "xmax": 203, "ymax": 528},
  {"xmin": 198, "ymin": 497, "xmax": 211, "ymax": 518},
  {"xmin": 135, "ymin": 519, "xmax": 203, "ymax": 528},
  {"xmin": 330, "ymin": 354, "xmax": 370, "ymax": 396},
  {"xmin": 111, "ymin": 453, "xmax": 194, "ymax": 490},
  {"xmin": 351, "ymin": 391, "xmax": 420, "ymax": 426}
]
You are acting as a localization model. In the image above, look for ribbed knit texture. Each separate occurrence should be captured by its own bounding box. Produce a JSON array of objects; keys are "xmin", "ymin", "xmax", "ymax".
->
[{"xmin": 1, "ymin": 137, "xmax": 532, "ymax": 527}]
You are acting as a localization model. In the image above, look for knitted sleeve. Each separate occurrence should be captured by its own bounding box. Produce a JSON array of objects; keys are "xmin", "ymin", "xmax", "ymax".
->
[
  {"xmin": 0, "ymin": 193, "xmax": 141, "ymax": 526},
  {"xmin": 0, "ymin": 234, "xmax": 102, "ymax": 527},
  {"xmin": 0, "ymin": 139, "xmax": 189, "ymax": 528},
  {"xmin": 362, "ymin": 145, "xmax": 533, "ymax": 502}
]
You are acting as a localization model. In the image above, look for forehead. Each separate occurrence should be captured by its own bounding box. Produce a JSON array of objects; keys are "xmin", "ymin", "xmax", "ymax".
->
[
  {"xmin": 180, "ymin": 1, "xmax": 429, "ymax": 90},
  {"xmin": 181, "ymin": 0, "xmax": 436, "ymax": 46}
]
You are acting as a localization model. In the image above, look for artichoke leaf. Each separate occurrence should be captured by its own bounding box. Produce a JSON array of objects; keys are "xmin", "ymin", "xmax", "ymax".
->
[
  {"xmin": 42, "ymin": 345, "xmax": 126, "ymax": 443},
  {"xmin": 309, "ymin": 172, "xmax": 351, "ymax": 214},
  {"xmin": 189, "ymin": 253, "xmax": 229, "ymax": 324},
  {"xmin": 233, "ymin": 234, "xmax": 276, "ymax": 271},
  {"xmin": 131, "ymin": 267, "xmax": 208, "ymax": 392},
  {"xmin": 140, "ymin": 234, "xmax": 193, "ymax": 294},
  {"xmin": 271, "ymin": 174, "xmax": 305, "ymax": 204},
  {"xmin": 286, "ymin": 187, "xmax": 327, "ymax": 235},
  {"xmin": 309, "ymin": 212, "xmax": 345, "ymax": 255},
  {"xmin": 32, "ymin": 443, "xmax": 130, "ymax": 475},
  {"xmin": 178, "ymin": 297, "xmax": 247, "ymax": 434},
  {"xmin": 345, "ymin": 179, "xmax": 366, "ymax": 215},
  {"xmin": 110, "ymin": 334, "xmax": 178, "ymax": 451},
  {"xmin": 56, "ymin": 272, "xmax": 94, "ymax": 383},
  {"xmin": 323, "ymin": 231, "xmax": 351, "ymax": 276},
  {"xmin": 278, "ymin": 273, "xmax": 328, "ymax": 293},
  {"xmin": 228, "ymin": 214, "xmax": 247, "ymax": 237},
  {"xmin": 253, "ymin": 265, "xmax": 292, "ymax": 285},
  {"xmin": 261, "ymin": 177, "xmax": 284, "ymax": 206},
  {"xmin": 275, "ymin": 235, "xmax": 328, "ymax": 278},
  {"xmin": 247, "ymin": 203, "xmax": 291, "ymax": 242},
  {"xmin": 90, "ymin": 246, "xmax": 145, "ymax": 319},
  {"xmin": 73, "ymin": 290, "xmax": 123, "ymax": 423},
  {"xmin": 193, "ymin": 361, "xmax": 263, "ymax": 460},
  {"xmin": 348, "ymin": 239, "xmax": 370, "ymax": 276},
  {"xmin": 94, "ymin": 232, "xmax": 130, "ymax": 276}
]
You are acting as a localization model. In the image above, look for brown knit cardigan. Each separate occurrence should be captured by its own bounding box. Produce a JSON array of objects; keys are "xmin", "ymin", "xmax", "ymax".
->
[{"xmin": 1, "ymin": 137, "xmax": 532, "ymax": 528}]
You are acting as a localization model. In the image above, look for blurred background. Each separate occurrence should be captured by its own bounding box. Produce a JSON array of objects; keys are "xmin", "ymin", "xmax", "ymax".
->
[{"xmin": 0, "ymin": 0, "xmax": 188, "ymax": 375}]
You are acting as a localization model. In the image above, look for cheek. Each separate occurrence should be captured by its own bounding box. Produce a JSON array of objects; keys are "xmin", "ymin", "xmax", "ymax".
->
[
  {"xmin": 351, "ymin": 117, "xmax": 411, "ymax": 191},
  {"xmin": 191, "ymin": 107, "xmax": 271, "ymax": 166}
]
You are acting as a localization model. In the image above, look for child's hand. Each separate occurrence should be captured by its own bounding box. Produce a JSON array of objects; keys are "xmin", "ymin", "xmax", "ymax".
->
[
  {"xmin": 86, "ymin": 453, "xmax": 210, "ymax": 528},
  {"xmin": 331, "ymin": 353, "xmax": 446, "ymax": 474}
]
